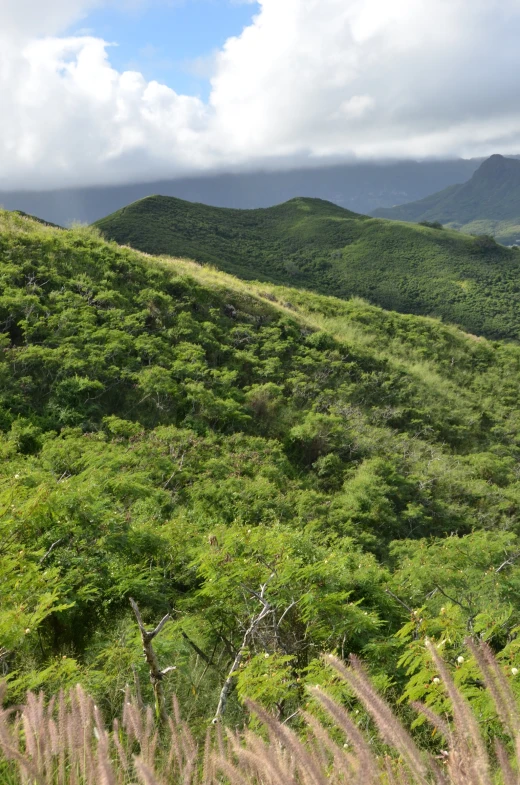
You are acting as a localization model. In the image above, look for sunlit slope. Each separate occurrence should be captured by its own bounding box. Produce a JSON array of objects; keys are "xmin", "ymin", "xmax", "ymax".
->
[
  {"xmin": 95, "ymin": 194, "xmax": 520, "ymax": 341},
  {"xmin": 5, "ymin": 209, "xmax": 520, "ymax": 713}
]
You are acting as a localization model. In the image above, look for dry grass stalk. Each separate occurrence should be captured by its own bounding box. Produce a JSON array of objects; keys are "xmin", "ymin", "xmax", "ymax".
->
[{"xmin": 0, "ymin": 640, "xmax": 520, "ymax": 784}]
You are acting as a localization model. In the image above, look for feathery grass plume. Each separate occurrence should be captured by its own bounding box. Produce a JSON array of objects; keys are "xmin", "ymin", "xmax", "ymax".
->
[
  {"xmin": 308, "ymin": 686, "xmax": 379, "ymax": 785},
  {"xmin": 57, "ymin": 689, "xmax": 66, "ymax": 785},
  {"xmin": 212, "ymin": 754, "xmax": 254, "ymax": 785},
  {"xmin": 465, "ymin": 637, "xmax": 520, "ymax": 737},
  {"xmin": 134, "ymin": 757, "xmax": 162, "ymax": 785},
  {"xmin": 202, "ymin": 728, "xmax": 214, "ymax": 785},
  {"xmin": 425, "ymin": 640, "xmax": 493, "ymax": 785},
  {"xmin": 112, "ymin": 718, "xmax": 130, "ymax": 775},
  {"xmin": 410, "ymin": 702, "xmax": 451, "ymax": 743},
  {"xmin": 244, "ymin": 699, "xmax": 329, "ymax": 785},
  {"xmin": 164, "ymin": 695, "xmax": 198, "ymax": 784},
  {"xmin": 302, "ymin": 713, "xmax": 336, "ymax": 774},
  {"xmin": 326, "ymin": 654, "xmax": 436, "ymax": 785},
  {"xmin": 4, "ymin": 640, "xmax": 520, "ymax": 784},
  {"xmin": 494, "ymin": 739, "xmax": 517, "ymax": 785},
  {"xmin": 302, "ymin": 709, "xmax": 359, "ymax": 783},
  {"xmin": 123, "ymin": 691, "xmax": 145, "ymax": 747},
  {"xmin": 228, "ymin": 726, "xmax": 299, "ymax": 785}
]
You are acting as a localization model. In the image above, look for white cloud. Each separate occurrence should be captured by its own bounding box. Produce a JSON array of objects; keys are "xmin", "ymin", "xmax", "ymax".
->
[
  {"xmin": 0, "ymin": 0, "xmax": 102, "ymax": 38},
  {"xmin": 1, "ymin": 0, "xmax": 520, "ymax": 189}
]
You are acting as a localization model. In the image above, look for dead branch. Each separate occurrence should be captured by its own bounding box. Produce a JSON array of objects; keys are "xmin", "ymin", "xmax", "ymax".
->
[
  {"xmin": 129, "ymin": 598, "xmax": 176, "ymax": 724},
  {"xmin": 39, "ymin": 539, "xmax": 63, "ymax": 564},
  {"xmin": 212, "ymin": 578, "xmax": 274, "ymax": 724}
]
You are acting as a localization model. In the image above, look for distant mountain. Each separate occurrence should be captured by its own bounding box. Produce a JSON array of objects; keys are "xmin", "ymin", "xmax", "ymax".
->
[
  {"xmin": 0, "ymin": 158, "xmax": 482, "ymax": 227},
  {"xmin": 373, "ymin": 155, "xmax": 520, "ymax": 245},
  {"xmin": 95, "ymin": 194, "xmax": 520, "ymax": 341}
]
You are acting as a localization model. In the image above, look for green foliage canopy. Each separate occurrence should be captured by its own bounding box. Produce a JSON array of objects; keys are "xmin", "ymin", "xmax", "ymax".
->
[{"xmin": 2, "ymin": 210, "xmax": 520, "ymax": 730}]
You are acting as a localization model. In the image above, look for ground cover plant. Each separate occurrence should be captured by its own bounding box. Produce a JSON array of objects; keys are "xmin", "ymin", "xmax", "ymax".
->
[
  {"xmin": 3, "ymin": 210, "xmax": 520, "ymax": 737},
  {"xmin": 94, "ymin": 193, "xmax": 520, "ymax": 341}
]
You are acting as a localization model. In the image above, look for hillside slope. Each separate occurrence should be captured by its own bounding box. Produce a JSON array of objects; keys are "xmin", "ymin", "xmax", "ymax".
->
[
  {"xmin": 373, "ymin": 155, "xmax": 520, "ymax": 245},
  {"xmin": 95, "ymin": 194, "xmax": 520, "ymax": 341},
  {"xmin": 5, "ymin": 210, "xmax": 520, "ymax": 726}
]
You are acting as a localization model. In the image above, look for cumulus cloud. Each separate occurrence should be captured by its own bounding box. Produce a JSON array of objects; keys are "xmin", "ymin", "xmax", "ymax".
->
[{"xmin": 1, "ymin": 0, "xmax": 520, "ymax": 189}]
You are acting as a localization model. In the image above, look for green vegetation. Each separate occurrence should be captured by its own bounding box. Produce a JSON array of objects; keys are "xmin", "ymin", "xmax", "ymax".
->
[
  {"xmin": 4, "ymin": 210, "xmax": 520, "ymax": 735},
  {"xmin": 454, "ymin": 217, "xmax": 520, "ymax": 246},
  {"xmin": 375, "ymin": 154, "xmax": 520, "ymax": 246},
  {"xmin": 2, "ymin": 640, "xmax": 520, "ymax": 785},
  {"xmin": 95, "ymin": 192, "xmax": 520, "ymax": 342}
]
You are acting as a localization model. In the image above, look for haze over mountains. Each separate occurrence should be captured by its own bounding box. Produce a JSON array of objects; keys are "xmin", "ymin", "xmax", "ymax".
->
[
  {"xmin": 374, "ymin": 154, "xmax": 520, "ymax": 245},
  {"xmin": 0, "ymin": 158, "xmax": 482, "ymax": 227}
]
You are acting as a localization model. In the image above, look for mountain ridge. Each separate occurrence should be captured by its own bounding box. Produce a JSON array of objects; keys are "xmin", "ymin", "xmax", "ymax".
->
[
  {"xmin": 372, "ymin": 155, "xmax": 520, "ymax": 244},
  {"xmin": 95, "ymin": 192, "xmax": 520, "ymax": 341}
]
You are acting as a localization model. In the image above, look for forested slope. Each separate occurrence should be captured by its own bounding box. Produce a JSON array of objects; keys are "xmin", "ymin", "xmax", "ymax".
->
[
  {"xmin": 3, "ymin": 210, "xmax": 520, "ymax": 729},
  {"xmin": 374, "ymin": 155, "xmax": 520, "ymax": 246},
  {"xmin": 95, "ymin": 194, "xmax": 520, "ymax": 341}
]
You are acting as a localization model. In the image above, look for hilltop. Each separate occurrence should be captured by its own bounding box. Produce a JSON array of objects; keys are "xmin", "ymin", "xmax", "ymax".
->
[
  {"xmin": 373, "ymin": 155, "xmax": 520, "ymax": 245},
  {"xmin": 95, "ymin": 194, "xmax": 520, "ymax": 341},
  {"xmin": 4, "ymin": 209, "xmax": 520, "ymax": 727}
]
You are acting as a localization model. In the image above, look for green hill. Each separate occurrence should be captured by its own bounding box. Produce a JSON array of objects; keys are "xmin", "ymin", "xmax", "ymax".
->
[
  {"xmin": 95, "ymin": 193, "xmax": 520, "ymax": 341},
  {"xmin": 5, "ymin": 209, "xmax": 520, "ymax": 726},
  {"xmin": 12, "ymin": 210, "xmax": 63, "ymax": 229},
  {"xmin": 373, "ymin": 155, "xmax": 520, "ymax": 245}
]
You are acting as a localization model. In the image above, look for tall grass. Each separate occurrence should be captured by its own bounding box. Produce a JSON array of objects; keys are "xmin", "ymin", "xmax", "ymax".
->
[{"xmin": 0, "ymin": 640, "xmax": 518, "ymax": 784}]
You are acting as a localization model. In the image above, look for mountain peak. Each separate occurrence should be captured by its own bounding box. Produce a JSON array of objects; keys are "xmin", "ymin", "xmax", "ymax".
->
[
  {"xmin": 373, "ymin": 153, "xmax": 520, "ymax": 234},
  {"xmin": 477, "ymin": 153, "xmax": 519, "ymax": 175}
]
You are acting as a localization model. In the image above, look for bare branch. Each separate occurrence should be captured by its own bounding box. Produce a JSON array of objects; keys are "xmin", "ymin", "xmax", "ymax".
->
[
  {"xmin": 433, "ymin": 585, "xmax": 472, "ymax": 614},
  {"xmin": 213, "ymin": 587, "xmax": 274, "ymax": 724},
  {"xmin": 39, "ymin": 539, "xmax": 63, "ymax": 565},
  {"xmin": 129, "ymin": 597, "xmax": 147, "ymax": 636},
  {"xmin": 495, "ymin": 553, "xmax": 520, "ymax": 573},
  {"xmin": 129, "ymin": 598, "xmax": 171, "ymax": 641},
  {"xmin": 129, "ymin": 598, "xmax": 174, "ymax": 724},
  {"xmin": 277, "ymin": 600, "xmax": 297, "ymax": 629},
  {"xmin": 282, "ymin": 709, "xmax": 301, "ymax": 725},
  {"xmin": 182, "ymin": 631, "xmax": 220, "ymax": 669},
  {"xmin": 385, "ymin": 589, "xmax": 415, "ymax": 614},
  {"xmin": 162, "ymin": 452, "xmax": 185, "ymax": 489},
  {"xmin": 150, "ymin": 614, "xmax": 172, "ymax": 641}
]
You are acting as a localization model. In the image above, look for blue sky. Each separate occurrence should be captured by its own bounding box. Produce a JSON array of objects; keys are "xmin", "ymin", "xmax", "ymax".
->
[{"xmin": 69, "ymin": 0, "xmax": 259, "ymax": 100}]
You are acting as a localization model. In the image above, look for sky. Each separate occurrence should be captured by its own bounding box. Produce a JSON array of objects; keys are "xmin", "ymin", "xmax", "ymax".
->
[
  {"xmin": 1, "ymin": 0, "xmax": 520, "ymax": 190},
  {"xmin": 68, "ymin": 1, "xmax": 259, "ymax": 101}
]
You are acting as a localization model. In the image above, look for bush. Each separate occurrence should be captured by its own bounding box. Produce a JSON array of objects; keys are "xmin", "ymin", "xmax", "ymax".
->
[
  {"xmin": 419, "ymin": 220, "xmax": 444, "ymax": 229},
  {"xmin": 474, "ymin": 233, "xmax": 498, "ymax": 250}
]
